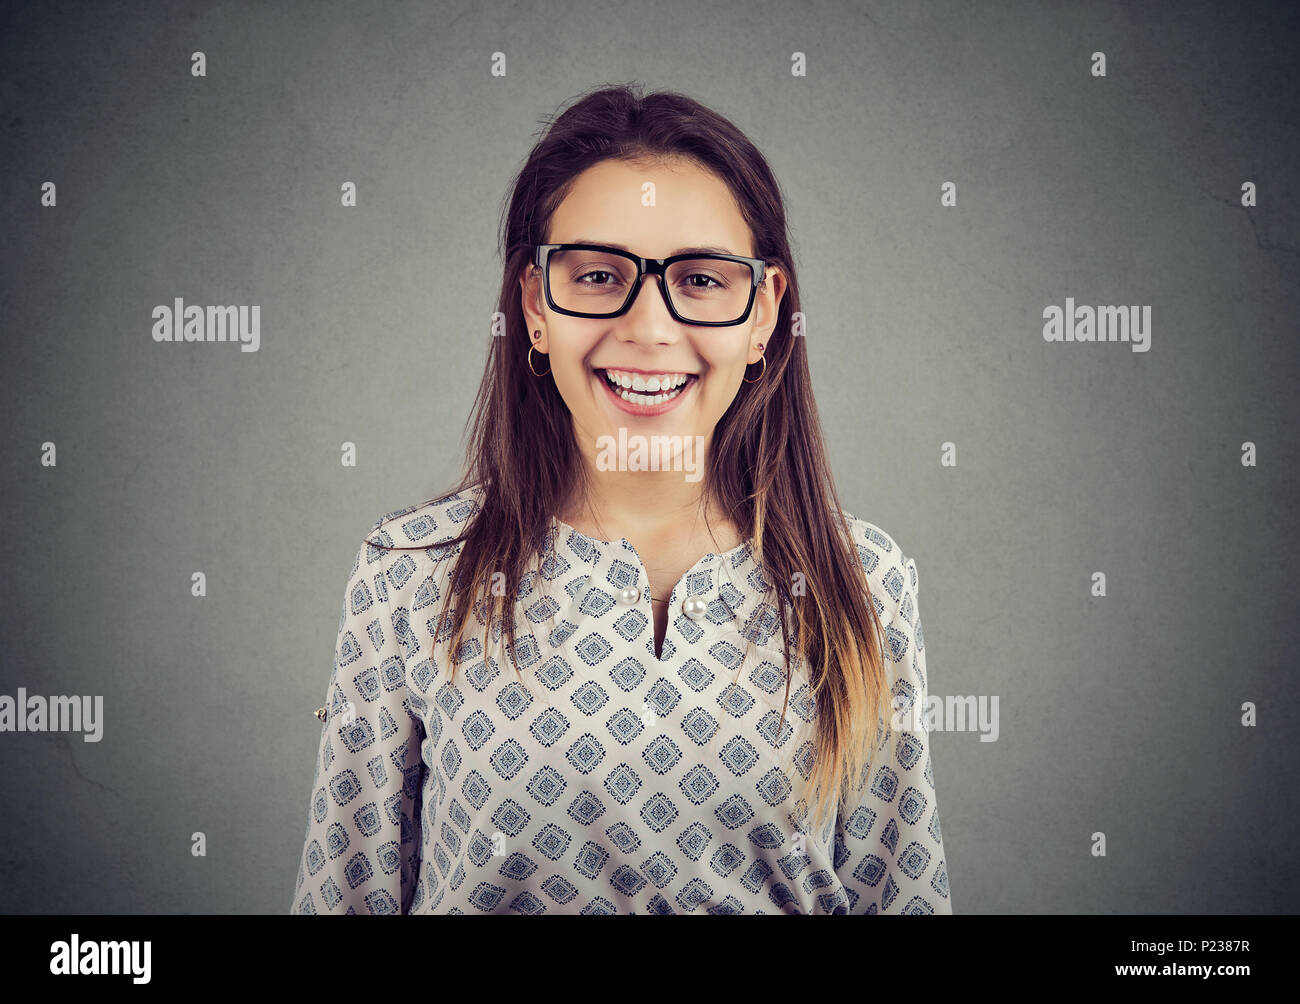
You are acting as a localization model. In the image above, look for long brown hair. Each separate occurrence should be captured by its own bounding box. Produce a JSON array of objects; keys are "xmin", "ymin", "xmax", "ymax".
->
[{"xmin": 370, "ymin": 82, "xmax": 893, "ymax": 835}]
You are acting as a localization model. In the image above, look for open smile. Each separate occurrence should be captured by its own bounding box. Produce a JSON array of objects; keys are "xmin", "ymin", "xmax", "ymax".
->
[{"xmin": 593, "ymin": 367, "xmax": 699, "ymax": 416}]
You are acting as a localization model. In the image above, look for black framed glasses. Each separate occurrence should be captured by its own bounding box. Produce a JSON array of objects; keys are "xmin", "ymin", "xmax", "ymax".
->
[{"xmin": 534, "ymin": 243, "xmax": 768, "ymax": 326}]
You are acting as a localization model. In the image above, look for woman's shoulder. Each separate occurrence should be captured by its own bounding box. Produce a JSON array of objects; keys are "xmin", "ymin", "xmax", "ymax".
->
[
  {"xmin": 837, "ymin": 506, "xmax": 920, "ymax": 618},
  {"xmin": 362, "ymin": 482, "xmax": 486, "ymax": 556}
]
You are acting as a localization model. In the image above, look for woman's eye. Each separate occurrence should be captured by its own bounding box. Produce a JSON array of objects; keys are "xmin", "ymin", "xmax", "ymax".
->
[
  {"xmin": 683, "ymin": 273, "xmax": 723, "ymax": 289},
  {"xmin": 578, "ymin": 270, "xmax": 617, "ymax": 285}
]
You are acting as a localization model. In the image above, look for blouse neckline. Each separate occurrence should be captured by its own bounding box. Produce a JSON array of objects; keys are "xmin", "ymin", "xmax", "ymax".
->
[{"xmin": 549, "ymin": 513, "xmax": 755, "ymax": 568}]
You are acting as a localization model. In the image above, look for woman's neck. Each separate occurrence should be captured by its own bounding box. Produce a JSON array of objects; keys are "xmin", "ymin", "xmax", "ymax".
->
[{"xmin": 558, "ymin": 476, "xmax": 741, "ymax": 553}]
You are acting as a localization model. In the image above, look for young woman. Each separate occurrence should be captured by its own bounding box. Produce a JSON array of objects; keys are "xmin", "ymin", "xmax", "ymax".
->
[{"xmin": 290, "ymin": 84, "xmax": 950, "ymax": 915}]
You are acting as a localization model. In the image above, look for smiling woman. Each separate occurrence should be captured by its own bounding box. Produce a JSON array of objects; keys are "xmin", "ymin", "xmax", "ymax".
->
[{"xmin": 289, "ymin": 83, "xmax": 951, "ymax": 916}]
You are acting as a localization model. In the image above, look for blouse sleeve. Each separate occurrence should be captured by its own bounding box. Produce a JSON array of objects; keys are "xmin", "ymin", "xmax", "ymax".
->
[
  {"xmin": 289, "ymin": 523, "xmax": 426, "ymax": 914},
  {"xmin": 831, "ymin": 550, "xmax": 952, "ymax": 914}
]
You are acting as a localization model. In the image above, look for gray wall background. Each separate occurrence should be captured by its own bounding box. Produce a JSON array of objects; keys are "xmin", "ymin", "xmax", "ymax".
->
[{"xmin": 2, "ymin": 0, "xmax": 1296, "ymax": 913}]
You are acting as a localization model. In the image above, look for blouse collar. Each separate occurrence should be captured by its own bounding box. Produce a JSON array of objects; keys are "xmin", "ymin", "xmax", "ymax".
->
[
  {"xmin": 370, "ymin": 486, "xmax": 794, "ymax": 660},
  {"xmin": 518, "ymin": 515, "xmax": 789, "ymax": 657}
]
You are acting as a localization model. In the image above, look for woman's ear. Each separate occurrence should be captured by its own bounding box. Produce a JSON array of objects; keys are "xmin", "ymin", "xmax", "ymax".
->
[
  {"xmin": 752, "ymin": 265, "xmax": 787, "ymax": 348},
  {"xmin": 520, "ymin": 266, "xmax": 548, "ymax": 351}
]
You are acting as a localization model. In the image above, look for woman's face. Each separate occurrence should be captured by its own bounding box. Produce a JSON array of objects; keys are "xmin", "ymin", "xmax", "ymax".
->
[{"xmin": 520, "ymin": 156, "xmax": 786, "ymax": 471}]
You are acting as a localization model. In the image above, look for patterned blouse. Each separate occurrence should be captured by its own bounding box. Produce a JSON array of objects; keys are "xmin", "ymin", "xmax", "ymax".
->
[{"xmin": 289, "ymin": 485, "xmax": 951, "ymax": 914}]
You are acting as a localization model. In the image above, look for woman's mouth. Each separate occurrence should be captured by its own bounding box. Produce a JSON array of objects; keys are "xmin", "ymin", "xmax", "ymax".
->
[{"xmin": 593, "ymin": 367, "xmax": 699, "ymax": 416}]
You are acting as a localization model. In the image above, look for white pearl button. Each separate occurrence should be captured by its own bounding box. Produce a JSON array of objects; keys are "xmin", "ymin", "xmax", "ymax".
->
[
  {"xmin": 618, "ymin": 585, "xmax": 641, "ymax": 605},
  {"xmin": 681, "ymin": 595, "xmax": 708, "ymax": 621}
]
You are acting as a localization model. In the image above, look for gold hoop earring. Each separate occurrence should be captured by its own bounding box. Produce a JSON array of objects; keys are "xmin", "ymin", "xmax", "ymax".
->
[
  {"xmin": 528, "ymin": 344, "xmax": 550, "ymax": 377},
  {"xmin": 742, "ymin": 353, "xmax": 766, "ymax": 383}
]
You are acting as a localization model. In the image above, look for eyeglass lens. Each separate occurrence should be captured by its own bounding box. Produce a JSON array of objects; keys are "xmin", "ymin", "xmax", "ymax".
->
[{"xmin": 547, "ymin": 248, "xmax": 752, "ymax": 323}]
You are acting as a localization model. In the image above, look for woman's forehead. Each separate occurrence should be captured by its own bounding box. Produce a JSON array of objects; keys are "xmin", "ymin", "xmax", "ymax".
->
[{"xmin": 549, "ymin": 159, "xmax": 752, "ymax": 257}]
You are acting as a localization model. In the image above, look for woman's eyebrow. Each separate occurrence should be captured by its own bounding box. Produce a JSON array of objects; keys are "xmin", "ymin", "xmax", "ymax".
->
[{"xmin": 569, "ymin": 237, "xmax": 741, "ymax": 257}]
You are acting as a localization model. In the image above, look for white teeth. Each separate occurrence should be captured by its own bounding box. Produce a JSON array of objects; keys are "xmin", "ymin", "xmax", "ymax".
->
[
  {"xmin": 601, "ymin": 369, "xmax": 689, "ymax": 392},
  {"xmin": 600, "ymin": 369, "xmax": 694, "ymax": 406}
]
